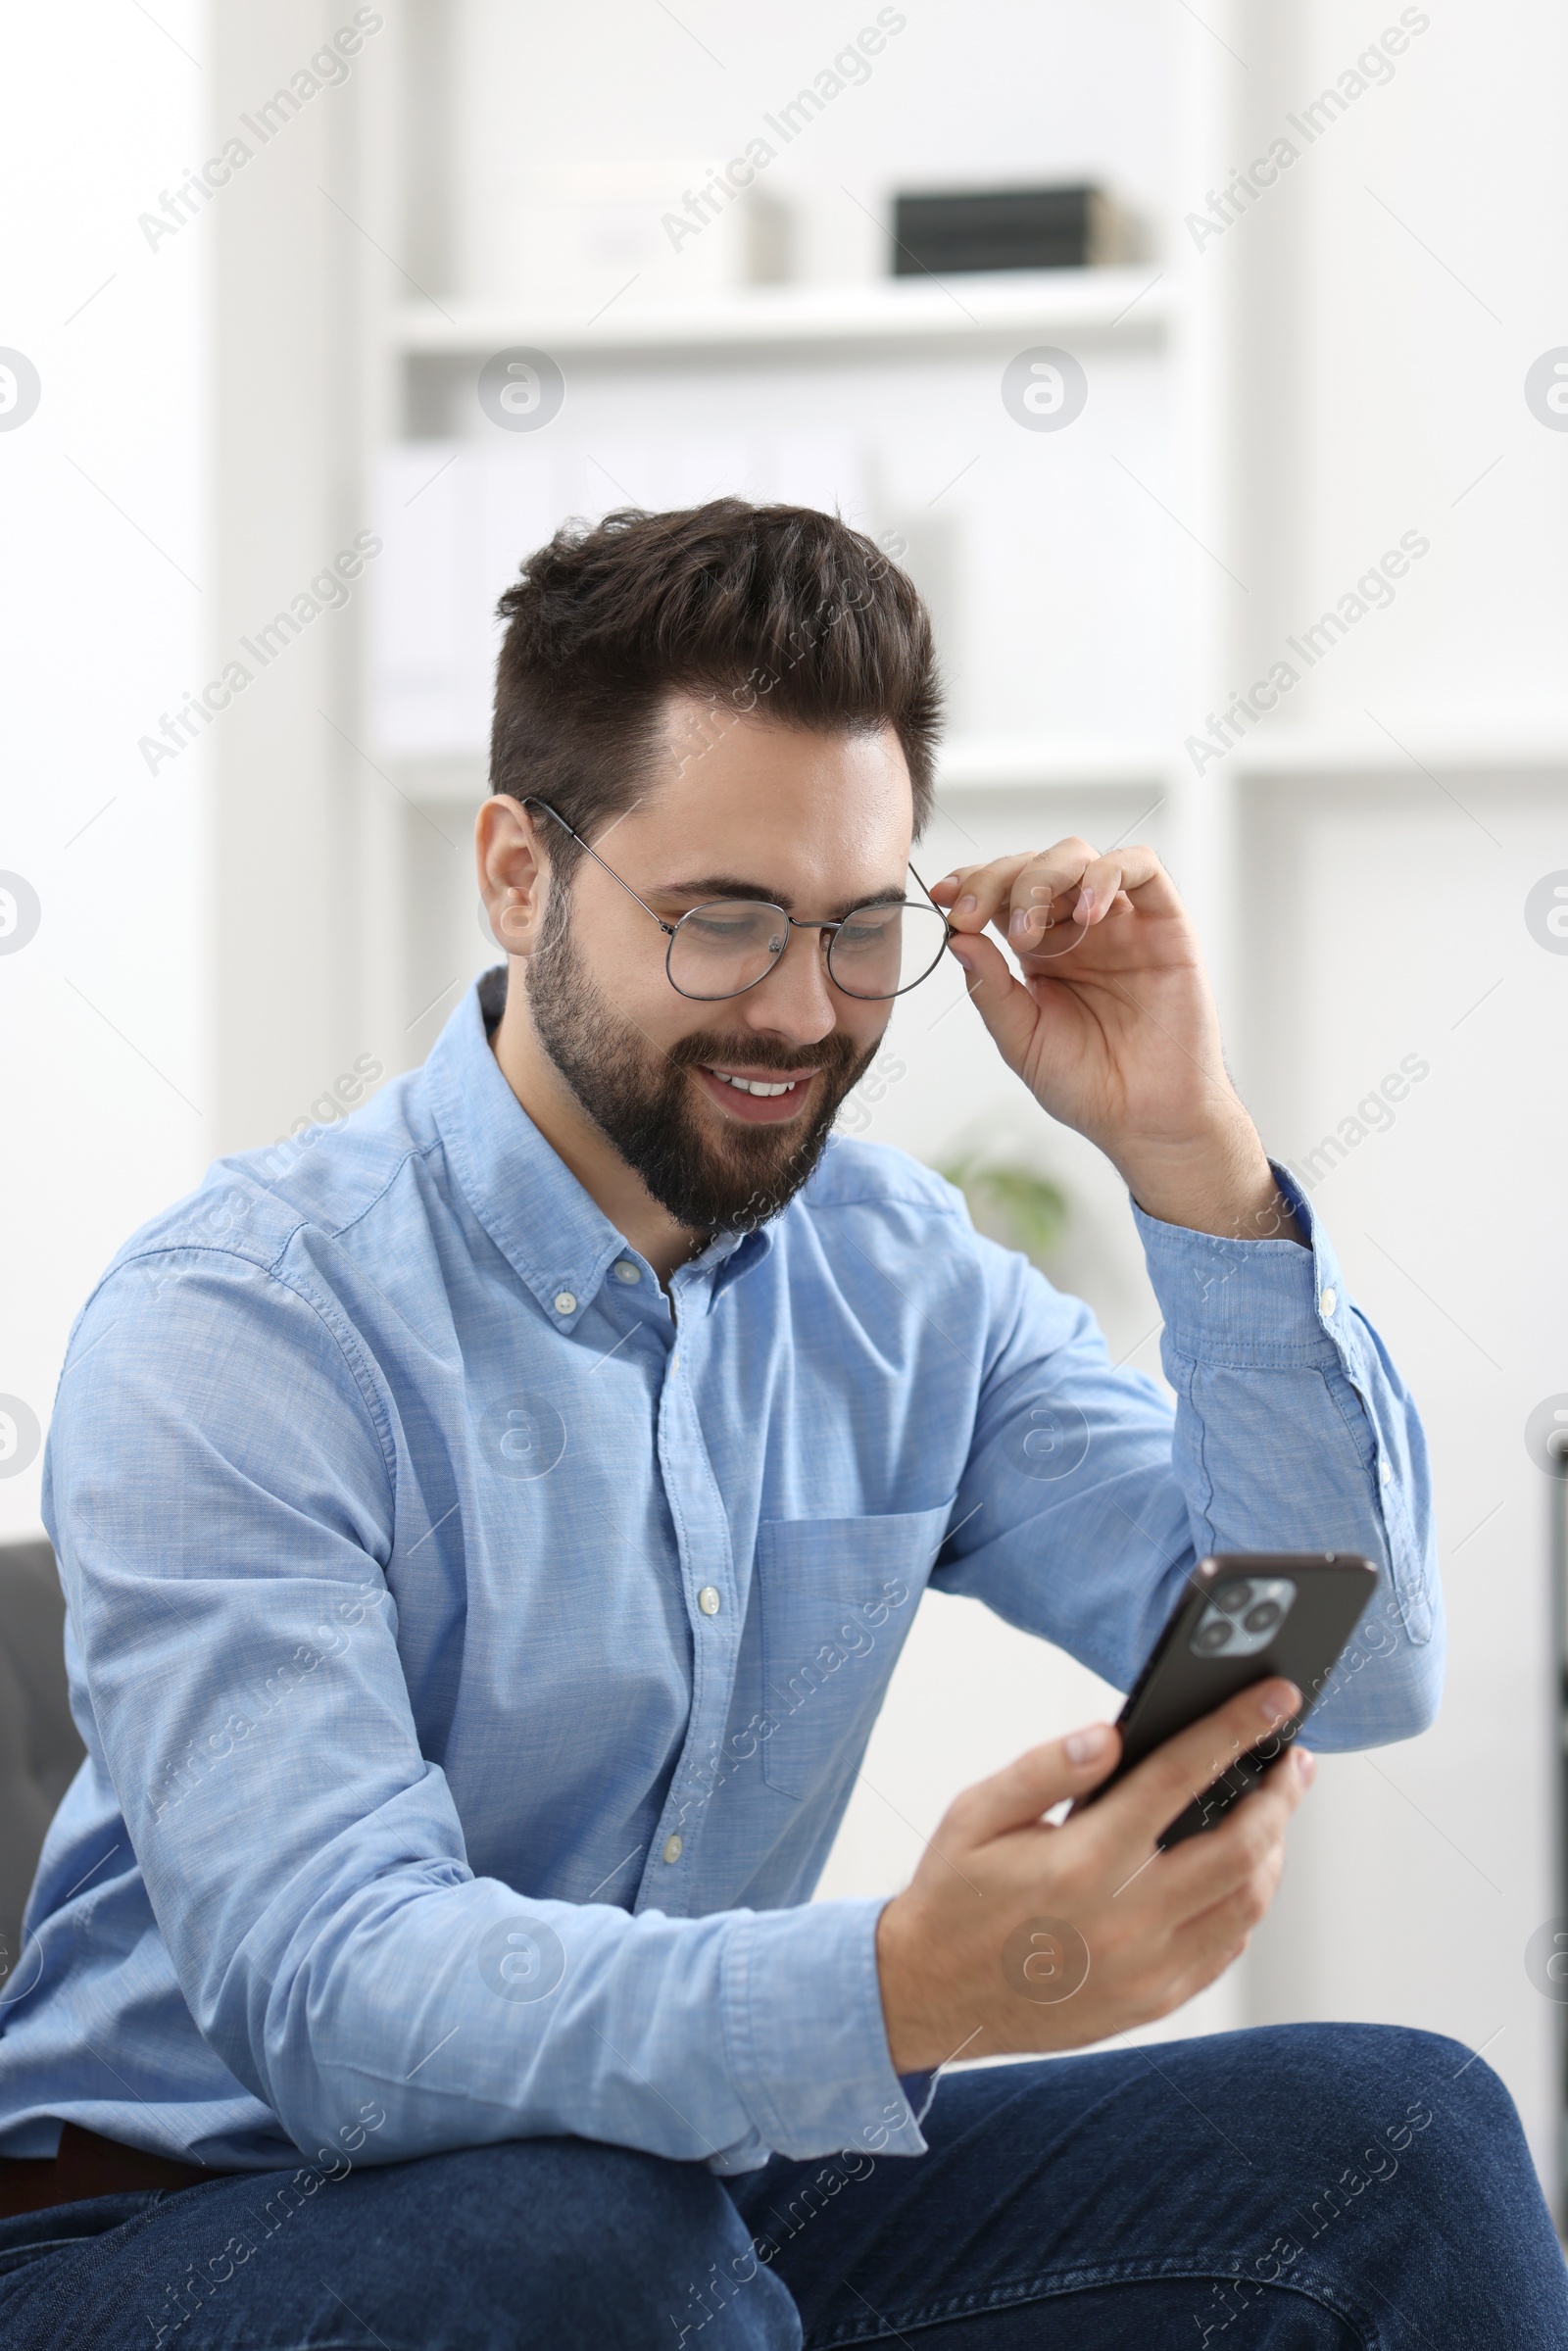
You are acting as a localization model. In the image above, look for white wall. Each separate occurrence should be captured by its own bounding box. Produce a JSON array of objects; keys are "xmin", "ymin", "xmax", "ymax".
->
[{"xmin": 0, "ymin": 3, "xmax": 207, "ymax": 1541}]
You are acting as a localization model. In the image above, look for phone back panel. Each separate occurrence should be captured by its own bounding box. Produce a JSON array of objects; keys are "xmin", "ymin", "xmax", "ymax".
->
[{"xmin": 1095, "ymin": 1552, "xmax": 1376, "ymax": 1843}]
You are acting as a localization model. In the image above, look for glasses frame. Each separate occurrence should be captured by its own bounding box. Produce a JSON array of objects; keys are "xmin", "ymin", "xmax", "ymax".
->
[{"xmin": 521, "ymin": 798, "xmax": 956, "ymax": 1004}]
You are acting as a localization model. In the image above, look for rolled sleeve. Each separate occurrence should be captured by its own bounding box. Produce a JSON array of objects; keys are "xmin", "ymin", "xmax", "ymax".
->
[
  {"xmin": 1132, "ymin": 1163, "xmax": 1443, "ymax": 1745},
  {"xmin": 719, "ymin": 1898, "xmax": 928, "ymax": 2170}
]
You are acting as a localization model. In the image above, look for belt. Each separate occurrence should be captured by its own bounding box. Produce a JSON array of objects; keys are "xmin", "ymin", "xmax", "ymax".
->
[{"xmin": 0, "ymin": 2125, "xmax": 233, "ymax": 2219}]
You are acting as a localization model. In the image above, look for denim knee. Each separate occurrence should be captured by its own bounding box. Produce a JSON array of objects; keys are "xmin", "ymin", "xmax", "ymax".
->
[
  {"xmin": 1218, "ymin": 2021, "xmax": 1543, "ymax": 2242},
  {"xmin": 379, "ymin": 2138, "xmax": 803, "ymax": 2348}
]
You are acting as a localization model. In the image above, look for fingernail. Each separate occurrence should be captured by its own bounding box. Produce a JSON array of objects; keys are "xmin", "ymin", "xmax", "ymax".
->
[
  {"xmin": 949, "ymin": 941, "xmax": 975, "ymax": 970},
  {"xmin": 934, "ymin": 874, "xmax": 958, "ymax": 894},
  {"xmin": 1295, "ymin": 1745, "xmax": 1316, "ymax": 1784},
  {"xmin": 954, "ymin": 892, "xmax": 978, "ymax": 917},
  {"xmin": 1008, "ymin": 907, "xmax": 1031, "ymax": 942},
  {"xmin": 1257, "ymin": 1680, "xmax": 1299, "ymax": 1721},
  {"xmin": 1075, "ymin": 887, "xmax": 1095, "ymax": 921},
  {"xmin": 1065, "ymin": 1724, "xmax": 1111, "ymax": 1764}
]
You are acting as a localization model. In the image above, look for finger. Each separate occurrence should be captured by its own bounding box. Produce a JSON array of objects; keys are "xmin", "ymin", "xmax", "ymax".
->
[
  {"xmin": 945, "ymin": 926, "xmax": 1059, "ymax": 1073},
  {"xmin": 1162, "ymin": 1916, "xmax": 1257, "ymax": 2009},
  {"xmin": 1167, "ymin": 1835, "xmax": 1289, "ymax": 1972},
  {"xmin": 1092, "ymin": 1678, "xmax": 1302, "ymax": 1858},
  {"xmin": 940, "ymin": 841, "xmax": 1109, "ymax": 940},
  {"xmin": 930, "ymin": 856, "xmax": 1053, "ymax": 935},
  {"xmin": 1010, "ymin": 845, "xmax": 1165, "ymax": 947},
  {"xmin": 950, "ymin": 1721, "xmax": 1121, "ymax": 1845},
  {"xmin": 1157, "ymin": 1744, "xmax": 1312, "ymax": 1909}
]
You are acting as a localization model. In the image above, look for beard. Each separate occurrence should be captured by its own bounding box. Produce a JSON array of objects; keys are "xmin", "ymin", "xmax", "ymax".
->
[{"xmin": 523, "ymin": 893, "xmax": 879, "ymax": 1235}]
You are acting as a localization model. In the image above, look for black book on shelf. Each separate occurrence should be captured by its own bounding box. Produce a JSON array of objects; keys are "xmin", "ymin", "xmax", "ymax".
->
[{"xmin": 891, "ymin": 184, "xmax": 1129, "ymax": 276}]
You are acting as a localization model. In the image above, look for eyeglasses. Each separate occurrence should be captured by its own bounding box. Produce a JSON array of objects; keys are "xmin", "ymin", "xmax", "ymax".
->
[{"xmin": 523, "ymin": 799, "xmax": 956, "ymax": 1003}]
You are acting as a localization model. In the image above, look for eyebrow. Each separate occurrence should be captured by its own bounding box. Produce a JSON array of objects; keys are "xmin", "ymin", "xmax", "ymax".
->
[{"xmin": 648, "ymin": 876, "xmax": 912, "ymax": 921}]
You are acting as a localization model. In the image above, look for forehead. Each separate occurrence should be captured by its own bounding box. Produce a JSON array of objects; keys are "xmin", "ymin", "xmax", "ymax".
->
[{"xmin": 612, "ymin": 693, "xmax": 914, "ymax": 885}]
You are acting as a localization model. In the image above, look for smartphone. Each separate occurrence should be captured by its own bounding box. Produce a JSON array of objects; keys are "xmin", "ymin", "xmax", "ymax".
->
[{"xmin": 1074, "ymin": 1551, "xmax": 1377, "ymax": 1847}]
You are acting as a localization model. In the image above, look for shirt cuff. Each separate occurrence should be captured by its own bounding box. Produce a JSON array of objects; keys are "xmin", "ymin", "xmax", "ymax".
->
[
  {"xmin": 1131, "ymin": 1161, "xmax": 1352, "ymax": 1370},
  {"xmin": 719, "ymin": 1897, "xmax": 930, "ymax": 2166}
]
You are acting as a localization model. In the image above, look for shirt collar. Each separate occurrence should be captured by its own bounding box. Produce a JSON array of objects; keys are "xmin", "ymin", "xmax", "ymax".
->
[{"xmin": 422, "ymin": 972, "xmax": 772, "ymax": 1325}]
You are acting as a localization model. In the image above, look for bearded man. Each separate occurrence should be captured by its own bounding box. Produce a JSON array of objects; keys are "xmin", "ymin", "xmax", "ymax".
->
[{"xmin": 1, "ymin": 502, "xmax": 1559, "ymax": 2349}]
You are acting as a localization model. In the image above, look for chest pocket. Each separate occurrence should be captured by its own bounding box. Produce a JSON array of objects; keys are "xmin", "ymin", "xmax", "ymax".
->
[{"xmin": 755, "ymin": 1497, "xmax": 956, "ymax": 1800}]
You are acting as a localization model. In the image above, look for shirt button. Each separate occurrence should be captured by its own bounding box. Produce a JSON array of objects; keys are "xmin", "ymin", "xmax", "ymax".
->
[
  {"xmin": 698, "ymin": 1586, "xmax": 721, "ymax": 1616},
  {"xmin": 669, "ymin": 1348, "xmax": 679, "ymax": 1371},
  {"xmin": 662, "ymin": 1834, "xmax": 683, "ymax": 1864},
  {"xmin": 554, "ymin": 1291, "xmax": 577, "ymax": 1315},
  {"xmin": 612, "ymin": 1260, "xmax": 641, "ymax": 1284},
  {"xmin": 1380, "ymin": 1457, "xmax": 1393, "ymax": 1485},
  {"xmin": 1319, "ymin": 1287, "xmax": 1337, "ymax": 1317}
]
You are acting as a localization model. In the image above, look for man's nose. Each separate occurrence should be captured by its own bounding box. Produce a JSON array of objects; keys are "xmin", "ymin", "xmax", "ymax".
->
[{"xmin": 736, "ymin": 925, "xmax": 840, "ymax": 1045}]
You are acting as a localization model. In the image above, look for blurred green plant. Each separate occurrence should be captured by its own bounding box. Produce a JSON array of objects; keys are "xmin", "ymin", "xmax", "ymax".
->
[{"xmin": 938, "ymin": 1152, "xmax": 1070, "ymax": 1267}]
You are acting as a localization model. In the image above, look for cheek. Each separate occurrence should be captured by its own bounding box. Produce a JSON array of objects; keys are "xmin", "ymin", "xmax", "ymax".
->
[
  {"xmin": 586, "ymin": 917, "xmax": 687, "ymax": 1039},
  {"xmin": 619, "ymin": 959, "xmax": 688, "ymax": 1037},
  {"xmin": 841, "ymin": 1009, "xmax": 890, "ymax": 1066},
  {"xmin": 631, "ymin": 980, "xmax": 743, "ymax": 1078}
]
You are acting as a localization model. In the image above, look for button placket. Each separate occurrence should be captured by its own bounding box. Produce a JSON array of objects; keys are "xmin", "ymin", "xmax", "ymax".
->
[{"xmin": 640, "ymin": 1326, "xmax": 737, "ymax": 1911}]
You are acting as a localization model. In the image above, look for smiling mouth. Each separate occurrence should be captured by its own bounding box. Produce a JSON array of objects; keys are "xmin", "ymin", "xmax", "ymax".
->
[
  {"xmin": 705, "ymin": 1068, "xmax": 807, "ymax": 1098},
  {"xmin": 693, "ymin": 1062, "xmax": 823, "ymax": 1124}
]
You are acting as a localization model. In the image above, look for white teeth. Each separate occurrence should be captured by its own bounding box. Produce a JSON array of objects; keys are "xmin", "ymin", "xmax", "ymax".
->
[{"xmin": 709, "ymin": 1070, "xmax": 801, "ymax": 1097}]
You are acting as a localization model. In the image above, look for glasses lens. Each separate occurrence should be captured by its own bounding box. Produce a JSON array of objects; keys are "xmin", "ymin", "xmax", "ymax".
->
[
  {"xmin": 668, "ymin": 901, "xmax": 789, "ymax": 1000},
  {"xmin": 827, "ymin": 902, "xmax": 951, "ymax": 999}
]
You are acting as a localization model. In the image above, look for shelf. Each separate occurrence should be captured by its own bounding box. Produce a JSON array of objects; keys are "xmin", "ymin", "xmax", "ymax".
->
[
  {"xmin": 392, "ymin": 268, "xmax": 1174, "ymax": 362},
  {"xmin": 1232, "ymin": 731, "xmax": 1568, "ymax": 782},
  {"xmin": 935, "ymin": 738, "xmax": 1170, "ymax": 793}
]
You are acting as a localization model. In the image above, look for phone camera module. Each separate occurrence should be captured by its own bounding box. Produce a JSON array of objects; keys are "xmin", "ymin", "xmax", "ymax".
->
[{"xmin": 1190, "ymin": 1575, "xmax": 1298, "ymax": 1659}]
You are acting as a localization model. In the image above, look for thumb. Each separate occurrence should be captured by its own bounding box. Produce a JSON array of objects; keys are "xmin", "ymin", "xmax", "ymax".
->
[
  {"xmin": 953, "ymin": 1722, "xmax": 1120, "ymax": 1844},
  {"xmin": 946, "ymin": 929, "xmax": 1044, "ymax": 1075}
]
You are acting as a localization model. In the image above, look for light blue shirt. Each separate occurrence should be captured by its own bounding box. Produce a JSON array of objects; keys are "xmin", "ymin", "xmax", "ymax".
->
[{"xmin": 0, "ymin": 973, "xmax": 1441, "ymax": 2175}]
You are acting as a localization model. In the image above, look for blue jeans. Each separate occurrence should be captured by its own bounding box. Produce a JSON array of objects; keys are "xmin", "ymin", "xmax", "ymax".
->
[{"xmin": 0, "ymin": 2026, "xmax": 1561, "ymax": 2347}]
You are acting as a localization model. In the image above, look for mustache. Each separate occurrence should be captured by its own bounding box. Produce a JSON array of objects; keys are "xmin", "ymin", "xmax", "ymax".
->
[{"xmin": 663, "ymin": 1031, "xmax": 864, "ymax": 1077}]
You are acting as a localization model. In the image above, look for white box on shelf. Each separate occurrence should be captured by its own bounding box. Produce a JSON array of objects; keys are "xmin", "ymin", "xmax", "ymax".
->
[{"xmin": 459, "ymin": 161, "xmax": 789, "ymax": 317}]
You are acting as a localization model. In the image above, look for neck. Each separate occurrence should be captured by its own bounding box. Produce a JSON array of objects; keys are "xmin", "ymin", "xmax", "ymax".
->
[{"xmin": 489, "ymin": 966, "xmax": 707, "ymax": 1289}]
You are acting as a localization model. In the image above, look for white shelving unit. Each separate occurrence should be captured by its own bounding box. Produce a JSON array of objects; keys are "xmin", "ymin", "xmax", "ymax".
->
[{"xmin": 389, "ymin": 266, "xmax": 1174, "ymax": 361}]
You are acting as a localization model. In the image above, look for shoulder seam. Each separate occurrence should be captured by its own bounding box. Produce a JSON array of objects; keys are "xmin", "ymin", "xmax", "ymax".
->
[{"xmin": 75, "ymin": 1243, "xmax": 401, "ymax": 1513}]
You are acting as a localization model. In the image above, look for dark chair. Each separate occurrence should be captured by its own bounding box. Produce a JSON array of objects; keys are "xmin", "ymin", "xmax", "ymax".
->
[{"xmin": 0, "ymin": 1540, "xmax": 84, "ymax": 1992}]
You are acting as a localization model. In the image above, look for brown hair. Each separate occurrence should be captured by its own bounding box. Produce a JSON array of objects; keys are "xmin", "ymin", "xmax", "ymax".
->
[{"xmin": 490, "ymin": 499, "xmax": 942, "ymax": 872}]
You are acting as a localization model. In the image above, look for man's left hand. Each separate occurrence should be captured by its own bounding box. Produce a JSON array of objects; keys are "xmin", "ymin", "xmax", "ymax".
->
[{"xmin": 929, "ymin": 839, "xmax": 1301, "ymax": 1244}]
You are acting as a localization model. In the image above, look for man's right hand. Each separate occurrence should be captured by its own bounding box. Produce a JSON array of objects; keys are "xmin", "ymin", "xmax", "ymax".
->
[{"xmin": 874, "ymin": 1680, "xmax": 1314, "ymax": 2073}]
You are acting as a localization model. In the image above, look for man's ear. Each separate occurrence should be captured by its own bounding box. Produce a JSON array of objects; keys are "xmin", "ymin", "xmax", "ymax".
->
[{"xmin": 476, "ymin": 795, "xmax": 553, "ymax": 957}]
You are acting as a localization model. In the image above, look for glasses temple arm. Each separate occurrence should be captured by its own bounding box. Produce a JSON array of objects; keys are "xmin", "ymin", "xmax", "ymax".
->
[
  {"xmin": 907, "ymin": 860, "xmax": 957, "ymax": 933},
  {"xmin": 520, "ymin": 798, "xmax": 676, "ymax": 939}
]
